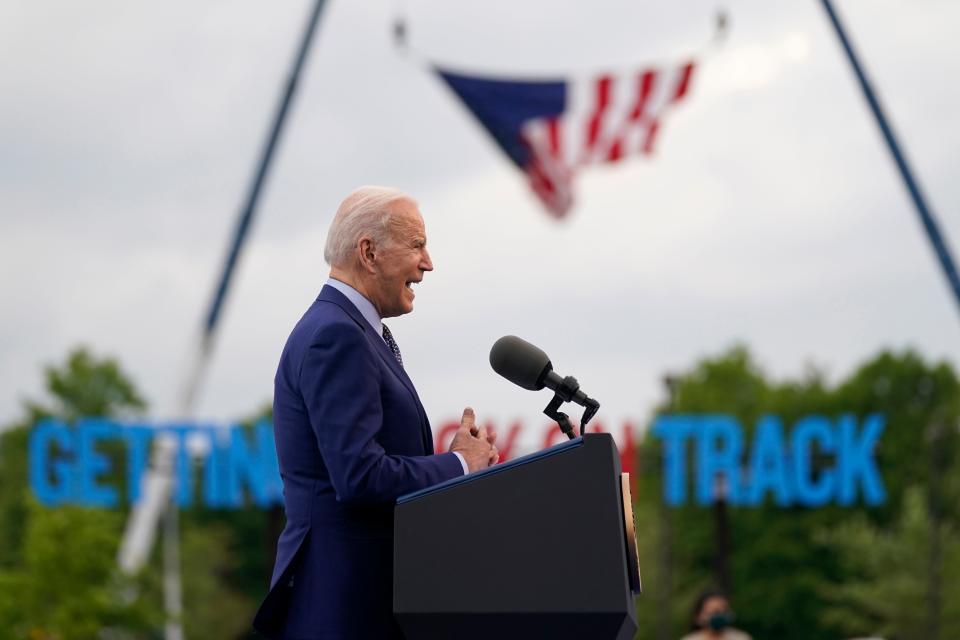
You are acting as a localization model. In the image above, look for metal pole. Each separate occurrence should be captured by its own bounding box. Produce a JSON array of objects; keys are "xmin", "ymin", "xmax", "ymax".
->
[
  {"xmin": 162, "ymin": 500, "xmax": 184, "ymax": 640},
  {"xmin": 820, "ymin": 0, "xmax": 960, "ymax": 319},
  {"xmin": 202, "ymin": 0, "xmax": 329, "ymax": 347},
  {"xmin": 657, "ymin": 376, "xmax": 678, "ymax": 640},
  {"xmin": 118, "ymin": 2, "xmax": 330, "ymax": 638},
  {"xmin": 712, "ymin": 482, "xmax": 731, "ymax": 595},
  {"xmin": 926, "ymin": 418, "xmax": 946, "ymax": 639}
]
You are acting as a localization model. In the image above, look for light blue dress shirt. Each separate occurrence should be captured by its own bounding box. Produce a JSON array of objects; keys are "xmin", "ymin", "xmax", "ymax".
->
[{"xmin": 326, "ymin": 278, "xmax": 468, "ymax": 475}]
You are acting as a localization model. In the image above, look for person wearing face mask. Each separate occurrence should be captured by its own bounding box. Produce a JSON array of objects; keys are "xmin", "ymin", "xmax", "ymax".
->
[{"xmin": 680, "ymin": 589, "xmax": 752, "ymax": 640}]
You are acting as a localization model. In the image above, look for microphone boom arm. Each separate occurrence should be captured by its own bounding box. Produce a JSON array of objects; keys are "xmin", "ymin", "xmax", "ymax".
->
[{"xmin": 542, "ymin": 375, "xmax": 600, "ymax": 440}]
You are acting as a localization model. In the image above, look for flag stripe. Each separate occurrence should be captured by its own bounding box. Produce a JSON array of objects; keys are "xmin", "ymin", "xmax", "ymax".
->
[
  {"xmin": 584, "ymin": 75, "xmax": 613, "ymax": 155},
  {"xmin": 672, "ymin": 62, "xmax": 695, "ymax": 102},
  {"xmin": 437, "ymin": 59, "xmax": 696, "ymax": 218}
]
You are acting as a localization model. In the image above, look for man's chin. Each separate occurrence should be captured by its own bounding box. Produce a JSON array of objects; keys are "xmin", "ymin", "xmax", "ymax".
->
[
  {"xmin": 401, "ymin": 292, "xmax": 416, "ymax": 314},
  {"xmin": 383, "ymin": 304, "xmax": 414, "ymax": 318}
]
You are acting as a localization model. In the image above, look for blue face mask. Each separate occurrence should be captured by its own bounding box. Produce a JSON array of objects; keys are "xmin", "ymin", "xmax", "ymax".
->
[{"xmin": 708, "ymin": 612, "xmax": 732, "ymax": 631}]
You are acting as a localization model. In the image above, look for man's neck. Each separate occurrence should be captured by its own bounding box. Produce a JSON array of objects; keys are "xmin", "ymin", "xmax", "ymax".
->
[{"xmin": 329, "ymin": 268, "xmax": 379, "ymax": 313}]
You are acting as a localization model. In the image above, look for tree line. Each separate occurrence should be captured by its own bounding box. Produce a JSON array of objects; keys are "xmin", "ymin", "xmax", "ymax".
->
[{"xmin": 0, "ymin": 345, "xmax": 958, "ymax": 639}]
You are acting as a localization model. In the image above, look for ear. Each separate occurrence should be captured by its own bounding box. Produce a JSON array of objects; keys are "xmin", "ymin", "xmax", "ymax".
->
[{"xmin": 358, "ymin": 236, "xmax": 377, "ymax": 273}]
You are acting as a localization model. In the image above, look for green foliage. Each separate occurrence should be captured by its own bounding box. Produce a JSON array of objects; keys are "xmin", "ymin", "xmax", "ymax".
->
[
  {"xmin": 0, "ymin": 347, "xmax": 281, "ymax": 638},
  {"xmin": 0, "ymin": 347, "xmax": 159, "ymax": 639},
  {"xmin": 1, "ymin": 347, "xmax": 148, "ymax": 573},
  {"xmin": 22, "ymin": 347, "xmax": 147, "ymax": 423},
  {"xmin": 634, "ymin": 344, "xmax": 960, "ymax": 640},
  {"xmin": 179, "ymin": 521, "xmax": 258, "ymax": 639},
  {"xmin": 0, "ymin": 501, "xmax": 160, "ymax": 640},
  {"xmin": 179, "ymin": 401, "xmax": 281, "ymax": 626},
  {"xmin": 4, "ymin": 343, "xmax": 959, "ymax": 639},
  {"xmin": 819, "ymin": 486, "xmax": 960, "ymax": 640},
  {"xmin": 831, "ymin": 351, "xmax": 960, "ymax": 525},
  {"xmin": 177, "ymin": 405, "xmax": 281, "ymax": 638},
  {"xmin": 0, "ymin": 426, "xmax": 30, "ymax": 570},
  {"xmin": 0, "ymin": 347, "xmax": 284, "ymax": 639}
]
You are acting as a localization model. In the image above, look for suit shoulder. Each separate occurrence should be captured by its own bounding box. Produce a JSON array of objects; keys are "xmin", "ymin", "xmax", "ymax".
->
[
  {"xmin": 292, "ymin": 300, "xmax": 364, "ymax": 344},
  {"xmin": 276, "ymin": 301, "xmax": 366, "ymax": 377}
]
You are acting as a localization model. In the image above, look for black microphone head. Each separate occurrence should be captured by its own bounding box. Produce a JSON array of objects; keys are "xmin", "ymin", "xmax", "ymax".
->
[{"xmin": 489, "ymin": 335, "xmax": 552, "ymax": 391}]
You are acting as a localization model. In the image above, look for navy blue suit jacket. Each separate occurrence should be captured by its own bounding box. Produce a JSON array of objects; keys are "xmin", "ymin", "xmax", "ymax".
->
[{"xmin": 253, "ymin": 285, "xmax": 463, "ymax": 639}]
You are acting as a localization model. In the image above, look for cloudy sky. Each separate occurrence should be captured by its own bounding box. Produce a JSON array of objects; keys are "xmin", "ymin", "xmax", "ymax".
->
[{"xmin": 2, "ymin": 0, "xmax": 958, "ymax": 450}]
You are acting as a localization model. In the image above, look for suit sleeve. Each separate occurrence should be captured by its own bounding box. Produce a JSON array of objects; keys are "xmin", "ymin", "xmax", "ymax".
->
[{"xmin": 300, "ymin": 320, "xmax": 462, "ymax": 504}]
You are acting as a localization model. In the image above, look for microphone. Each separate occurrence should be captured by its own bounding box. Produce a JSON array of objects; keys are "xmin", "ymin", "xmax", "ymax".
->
[
  {"xmin": 488, "ymin": 335, "xmax": 587, "ymax": 401},
  {"xmin": 489, "ymin": 335, "xmax": 600, "ymax": 437}
]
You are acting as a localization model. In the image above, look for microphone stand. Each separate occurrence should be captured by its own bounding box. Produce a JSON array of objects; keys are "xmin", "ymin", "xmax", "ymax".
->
[{"xmin": 542, "ymin": 375, "xmax": 600, "ymax": 440}]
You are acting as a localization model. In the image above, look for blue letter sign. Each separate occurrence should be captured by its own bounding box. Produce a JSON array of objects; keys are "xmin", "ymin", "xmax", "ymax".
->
[
  {"xmin": 652, "ymin": 413, "xmax": 885, "ymax": 507},
  {"xmin": 28, "ymin": 419, "xmax": 283, "ymax": 510}
]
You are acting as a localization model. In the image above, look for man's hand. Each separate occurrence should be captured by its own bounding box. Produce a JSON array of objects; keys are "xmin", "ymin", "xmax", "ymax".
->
[{"xmin": 449, "ymin": 407, "xmax": 499, "ymax": 473}]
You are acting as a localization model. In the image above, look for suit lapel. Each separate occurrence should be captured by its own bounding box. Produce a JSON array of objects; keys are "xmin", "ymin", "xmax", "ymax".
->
[{"xmin": 317, "ymin": 286, "xmax": 433, "ymax": 451}]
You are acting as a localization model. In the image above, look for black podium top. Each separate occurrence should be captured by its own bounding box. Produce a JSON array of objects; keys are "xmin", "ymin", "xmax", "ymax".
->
[
  {"xmin": 398, "ymin": 436, "xmax": 585, "ymax": 504},
  {"xmin": 394, "ymin": 433, "xmax": 639, "ymax": 640}
]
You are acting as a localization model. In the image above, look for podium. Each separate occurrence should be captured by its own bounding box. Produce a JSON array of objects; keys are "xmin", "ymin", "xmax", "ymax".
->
[{"xmin": 394, "ymin": 433, "xmax": 641, "ymax": 640}]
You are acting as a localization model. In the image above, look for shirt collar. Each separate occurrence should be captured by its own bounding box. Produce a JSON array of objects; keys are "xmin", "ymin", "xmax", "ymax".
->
[{"xmin": 326, "ymin": 277, "xmax": 383, "ymax": 336}]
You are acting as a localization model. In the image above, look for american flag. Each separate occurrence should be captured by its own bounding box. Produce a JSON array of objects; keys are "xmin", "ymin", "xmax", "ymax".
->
[{"xmin": 438, "ymin": 62, "xmax": 696, "ymax": 218}]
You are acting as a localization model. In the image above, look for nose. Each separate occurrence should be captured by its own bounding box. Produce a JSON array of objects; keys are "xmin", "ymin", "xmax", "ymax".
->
[{"xmin": 421, "ymin": 247, "xmax": 434, "ymax": 272}]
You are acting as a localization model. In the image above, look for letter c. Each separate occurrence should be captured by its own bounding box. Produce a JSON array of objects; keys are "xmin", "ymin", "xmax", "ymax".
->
[{"xmin": 791, "ymin": 415, "xmax": 836, "ymax": 507}]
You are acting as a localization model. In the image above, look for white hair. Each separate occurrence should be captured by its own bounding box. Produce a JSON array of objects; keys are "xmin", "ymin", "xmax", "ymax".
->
[{"xmin": 323, "ymin": 186, "xmax": 417, "ymax": 267}]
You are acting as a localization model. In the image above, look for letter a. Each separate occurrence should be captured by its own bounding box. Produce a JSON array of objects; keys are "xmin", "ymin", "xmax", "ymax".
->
[{"xmin": 745, "ymin": 416, "xmax": 792, "ymax": 506}]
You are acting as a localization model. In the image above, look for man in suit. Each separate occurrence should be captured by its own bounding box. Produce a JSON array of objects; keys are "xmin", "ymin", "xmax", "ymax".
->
[{"xmin": 254, "ymin": 186, "xmax": 498, "ymax": 639}]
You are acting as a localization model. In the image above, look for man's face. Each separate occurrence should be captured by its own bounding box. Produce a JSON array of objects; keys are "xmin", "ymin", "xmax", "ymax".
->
[{"xmin": 369, "ymin": 202, "xmax": 433, "ymax": 318}]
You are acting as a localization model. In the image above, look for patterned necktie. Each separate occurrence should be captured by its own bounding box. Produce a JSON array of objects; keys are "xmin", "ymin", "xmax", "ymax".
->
[{"xmin": 381, "ymin": 323, "xmax": 403, "ymax": 367}]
